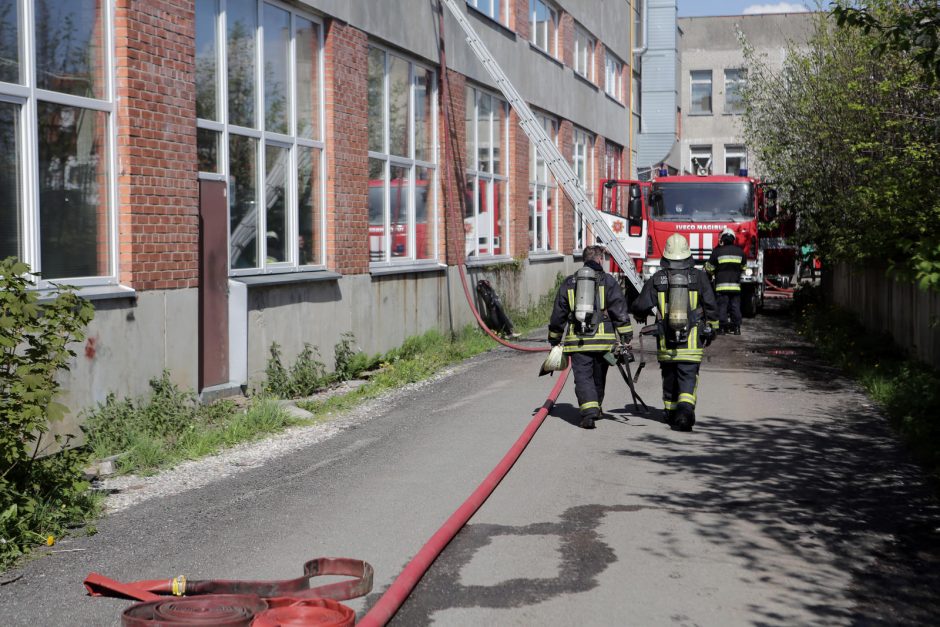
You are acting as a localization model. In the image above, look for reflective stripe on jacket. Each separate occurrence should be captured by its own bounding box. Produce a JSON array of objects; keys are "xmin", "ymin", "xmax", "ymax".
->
[{"xmin": 705, "ymin": 243, "xmax": 747, "ymax": 290}]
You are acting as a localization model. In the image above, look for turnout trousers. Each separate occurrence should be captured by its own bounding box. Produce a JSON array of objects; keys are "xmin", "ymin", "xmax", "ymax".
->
[
  {"xmin": 717, "ymin": 292, "xmax": 742, "ymax": 327},
  {"xmin": 570, "ymin": 351, "xmax": 610, "ymax": 418},
  {"xmin": 660, "ymin": 361, "xmax": 700, "ymax": 417}
]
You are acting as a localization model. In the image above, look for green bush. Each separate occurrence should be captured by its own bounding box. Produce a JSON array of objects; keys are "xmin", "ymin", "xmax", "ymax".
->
[{"xmin": 0, "ymin": 257, "xmax": 98, "ymax": 569}]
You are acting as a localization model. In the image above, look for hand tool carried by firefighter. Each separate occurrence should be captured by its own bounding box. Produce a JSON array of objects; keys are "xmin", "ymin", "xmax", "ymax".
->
[{"xmin": 608, "ymin": 329, "xmax": 648, "ymax": 413}]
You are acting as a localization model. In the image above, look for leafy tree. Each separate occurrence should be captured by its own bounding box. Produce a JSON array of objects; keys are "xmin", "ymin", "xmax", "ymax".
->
[{"xmin": 739, "ymin": 3, "xmax": 940, "ymax": 289}]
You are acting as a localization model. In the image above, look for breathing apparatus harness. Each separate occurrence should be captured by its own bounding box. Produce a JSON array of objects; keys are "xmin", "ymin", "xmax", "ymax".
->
[{"xmin": 572, "ymin": 264, "xmax": 602, "ymax": 335}]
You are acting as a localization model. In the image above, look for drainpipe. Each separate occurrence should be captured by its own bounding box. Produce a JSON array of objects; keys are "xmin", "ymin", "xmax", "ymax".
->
[{"xmin": 633, "ymin": 0, "xmax": 649, "ymax": 57}]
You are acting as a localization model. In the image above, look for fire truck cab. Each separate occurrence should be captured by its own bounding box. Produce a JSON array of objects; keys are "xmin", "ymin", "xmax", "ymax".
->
[
  {"xmin": 596, "ymin": 178, "xmax": 650, "ymax": 279},
  {"xmin": 644, "ymin": 174, "xmax": 777, "ymax": 317}
]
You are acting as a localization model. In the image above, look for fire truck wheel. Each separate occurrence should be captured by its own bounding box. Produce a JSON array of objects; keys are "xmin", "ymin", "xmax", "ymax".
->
[{"xmin": 742, "ymin": 285, "xmax": 760, "ymax": 318}]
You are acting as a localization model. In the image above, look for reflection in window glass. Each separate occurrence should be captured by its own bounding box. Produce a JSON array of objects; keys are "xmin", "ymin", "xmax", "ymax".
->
[
  {"xmin": 0, "ymin": 0, "xmax": 20, "ymax": 84},
  {"xmin": 388, "ymin": 55, "xmax": 410, "ymax": 158},
  {"xmin": 529, "ymin": 113, "xmax": 557, "ymax": 252},
  {"xmin": 229, "ymin": 134, "xmax": 258, "ymax": 268},
  {"xmin": 263, "ymin": 3, "xmax": 290, "ymax": 134},
  {"xmin": 690, "ymin": 70, "xmax": 712, "ymax": 114},
  {"xmin": 724, "ymin": 68, "xmax": 746, "ymax": 114},
  {"xmin": 264, "ymin": 144, "xmax": 288, "ymax": 262},
  {"xmin": 415, "ymin": 166, "xmax": 431, "ymax": 260},
  {"xmin": 367, "ymin": 48, "xmax": 384, "ymax": 153},
  {"xmin": 478, "ymin": 92, "xmax": 492, "ymax": 174},
  {"xmin": 297, "ymin": 146, "xmax": 320, "ymax": 265},
  {"xmin": 37, "ymin": 103, "xmax": 109, "ymax": 278},
  {"xmin": 195, "ymin": 0, "xmax": 218, "ymax": 120},
  {"xmin": 197, "ymin": 127, "xmax": 220, "ymax": 172},
  {"xmin": 0, "ymin": 102, "xmax": 21, "ymax": 261},
  {"xmin": 389, "ymin": 165, "xmax": 409, "ymax": 258},
  {"xmin": 35, "ymin": 0, "xmax": 105, "ymax": 98},
  {"xmin": 414, "ymin": 67, "xmax": 433, "ymax": 162},
  {"xmin": 368, "ymin": 157, "xmax": 385, "ymax": 261},
  {"xmin": 464, "ymin": 85, "xmax": 475, "ymax": 169},
  {"xmin": 295, "ymin": 17, "xmax": 319, "ymax": 139},
  {"xmin": 227, "ymin": 0, "xmax": 257, "ymax": 128}
]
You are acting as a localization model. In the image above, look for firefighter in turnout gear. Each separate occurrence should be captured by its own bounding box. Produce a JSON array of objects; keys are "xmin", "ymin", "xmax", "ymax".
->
[
  {"xmin": 632, "ymin": 234, "xmax": 719, "ymax": 432},
  {"xmin": 548, "ymin": 245, "xmax": 633, "ymax": 429},
  {"xmin": 704, "ymin": 227, "xmax": 746, "ymax": 335}
]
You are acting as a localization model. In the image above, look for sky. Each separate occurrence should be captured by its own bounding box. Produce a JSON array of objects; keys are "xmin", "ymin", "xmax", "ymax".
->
[{"xmin": 677, "ymin": 0, "xmax": 814, "ymax": 18}]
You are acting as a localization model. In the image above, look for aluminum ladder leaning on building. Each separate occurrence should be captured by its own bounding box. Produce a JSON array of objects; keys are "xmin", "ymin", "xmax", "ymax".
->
[{"xmin": 439, "ymin": 0, "xmax": 646, "ymax": 295}]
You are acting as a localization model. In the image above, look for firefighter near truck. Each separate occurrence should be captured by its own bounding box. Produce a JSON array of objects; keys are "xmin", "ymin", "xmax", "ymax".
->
[{"xmin": 642, "ymin": 174, "xmax": 778, "ymax": 317}]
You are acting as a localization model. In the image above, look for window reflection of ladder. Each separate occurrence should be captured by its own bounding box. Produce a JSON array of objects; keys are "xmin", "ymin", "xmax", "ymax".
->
[{"xmin": 440, "ymin": 0, "xmax": 644, "ymax": 293}]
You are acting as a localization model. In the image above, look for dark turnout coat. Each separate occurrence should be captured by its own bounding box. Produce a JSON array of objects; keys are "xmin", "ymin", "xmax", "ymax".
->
[{"xmin": 548, "ymin": 265, "xmax": 632, "ymax": 353}]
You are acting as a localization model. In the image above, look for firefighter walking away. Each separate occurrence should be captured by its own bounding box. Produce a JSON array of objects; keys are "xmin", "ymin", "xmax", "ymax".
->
[
  {"xmin": 705, "ymin": 227, "xmax": 746, "ymax": 335},
  {"xmin": 548, "ymin": 245, "xmax": 632, "ymax": 429},
  {"xmin": 632, "ymin": 234, "xmax": 719, "ymax": 432}
]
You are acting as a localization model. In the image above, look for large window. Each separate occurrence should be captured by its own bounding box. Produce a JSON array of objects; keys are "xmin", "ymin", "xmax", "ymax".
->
[
  {"xmin": 605, "ymin": 51, "xmax": 623, "ymax": 102},
  {"xmin": 605, "ymin": 141, "xmax": 622, "ymax": 180},
  {"xmin": 529, "ymin": 113, "xmax": 558, "ymax": 253},
  {"xmin": 690, "ymin": 70, "xmax": 712, "ymax": 115},
  {"xmin": 467, "ymin": 0, "xmax": 506, "ymax": 24},
  {"xmin": 530, "ymin": 0, "xmax": 557, "ymax": 57},
  {"xmin": 0, "ymin": 0, "xmax": 115, "ymax": 284},
  {"xmin": 724, "ymin": 68, "xmax": 746, "ymax": 114},
  {"xmin": 573, "ymin": 25, "xmax": 595, "ymax": 81},
  {"xmin": 197, "ymin": 0, "xmax": 325, "ymax": 272},
  {"xmin": 367, "ymin": 46, "xmax": 437, "ymax": 264},
  {"xmin": 572, "ymin": 127, "xmax": 594, "ymax": 250},
  {"xmin": 464, "ymin": 86, "xmax": 508, "ymax": 258},
  {"xmin": 724, "ymin": 145, "xmax": 747, "ymax": 175}
]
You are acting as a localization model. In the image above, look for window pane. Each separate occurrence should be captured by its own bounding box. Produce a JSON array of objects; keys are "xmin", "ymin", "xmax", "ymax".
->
[
  {"xmin": 491, "ymin": 178, "xmax": 504, "ymax": 255},
  {"xmin": 414, "ymin": 67, "xmax": 433, "ymax": 162},
  {"xmin": 229, "ymin": 134, "xmax": 258, "ymax": 268},
  {"xmin": 227, "ymin": 0, "xmax": 257, "ymax": 128},
  {"xmin": 478, "ymin": 92, "xmax": 492, "ymax": 173},
  {"xmin": 690, "ymin": 70, "xmax": 712, "ymax": 114},
  {"xmin": 37, "ymin": 103, "xmax": 109, "ymax": 278},
  {"xmin": 725, "ymin": 69, "xmax": 745, "ymax": 114},
  {"xmin": 197, "ymin": 127, "xmax": 220, "ymax": 172},
  {"xmin": 388, "ymin": 55, "xmax": 410, "ymax": 158},
  {"xmin": 263, "ymin": 3, "xmax": 289, "ymax": 134},
  {"xmin": 367, "ymin": 47, "xmax": 384, "ymax": 153},
  {"xmin": 195, "ymin": 0, "xmax": 218, "ymax": 120},
  {"xmin": 464, "ymin": 86, "xmax": 475, "ymax": 169},
  {"xmin": 493, "ymin": 100, "xmax": 503, "ymax": 174},
  {"xmin": 464, "ymin": 175, "xmax": 477, "ymax": 257},
  {"xmin": 264, "ymin": 144, "xmax": 288, "ymax": 262},
  {"xmin": 415, "ymin": 166, "xmax": 432, "ymax": 260},
  {"xmin": 35, "ymin": 0, "xmax": 106, "ymax": 98},
  {"xmin": 0, "ymin": 102, "xmax": 21, "ymax": 261},
  {"xmin": 0, "ymin": 0, "xmax": 20, "ymax": 84},
  {"xmin": 368, "ymin": 157, "xmax": 385, "ymax": 261},
  {"xmin": 389, "ymin": 164, "xmax": 410, "ymax": 257},
  {"xmin": 297, "ymin": 146, "xmax": 320, "ymax": 265},
  {"xmin": 295, "ymin": 17, "xmax": 319, "ymax": 139}
]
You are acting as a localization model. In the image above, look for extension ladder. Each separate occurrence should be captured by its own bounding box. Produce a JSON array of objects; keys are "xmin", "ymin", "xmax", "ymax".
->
[{"xmin": 440, "ymin": 0, "xmax": 645, "ymax": 293}]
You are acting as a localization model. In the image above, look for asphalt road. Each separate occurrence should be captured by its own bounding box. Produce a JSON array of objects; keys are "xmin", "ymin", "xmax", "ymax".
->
[{"xmin": 2, "ymin": 306, "xmax": 939, "ymax": 626}]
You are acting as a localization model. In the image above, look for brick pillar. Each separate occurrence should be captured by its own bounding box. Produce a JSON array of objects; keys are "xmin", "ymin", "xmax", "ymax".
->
[
  {"xmin": 440, "ymin": 69, "xmax": 468, "ymax": 266},
  {"xmin": 508, "ymin": 108, "xmax": 530, "ymax": 257},
  {"xmin": 324, "ymin": 20, "xmax": 369, "ymax": 275},
  {"xmin": 558, "ymin": 119, "xmax": 574, "ymax": 254},
  {"xmin": 560, "ymin": 11, "xmax": 573, "ymax": 69},
  {"xmin": 513, "ymin": 0, "xmax": 530, "ymax": 42},
  {"xmin": 115, "ymin": 0, "xmax": 199, "ymax": 290}
]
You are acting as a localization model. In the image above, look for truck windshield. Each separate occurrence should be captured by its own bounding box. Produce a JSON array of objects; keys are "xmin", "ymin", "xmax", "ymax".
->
[{"xmin": 651, "ymin": 182, "xmax": 753, "ymax": 222}]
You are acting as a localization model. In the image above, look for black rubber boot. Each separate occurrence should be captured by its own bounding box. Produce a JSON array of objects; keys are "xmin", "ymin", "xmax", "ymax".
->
[
  {"xmin": 732, "ymin": 325, "xmax": 741, "ymax": 335},
  {"xmin": 671, "ymin": 405, "xmax": 695, "ymax": 432},
  {"xmin": 579, "ymin": 412, "xmax": 598, "ymax": 429}
]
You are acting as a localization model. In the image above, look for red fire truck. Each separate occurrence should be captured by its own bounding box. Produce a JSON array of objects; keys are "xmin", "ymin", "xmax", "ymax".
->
[
  {"xmin": 641, "ymin": 173, "xmax": 777, "ymax": 316},
  {"xmin": 368, "ymin": 177, "xmax": 431, "ymax": 261},
  {"xmin": 596, "ymin": 179, "xmax": 650, "ymax": 279}
]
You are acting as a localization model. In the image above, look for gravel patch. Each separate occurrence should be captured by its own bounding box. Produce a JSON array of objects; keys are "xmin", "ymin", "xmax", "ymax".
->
[{"xmin": 96, "ymin": 362, "xmax": 477, "ymax": 514}]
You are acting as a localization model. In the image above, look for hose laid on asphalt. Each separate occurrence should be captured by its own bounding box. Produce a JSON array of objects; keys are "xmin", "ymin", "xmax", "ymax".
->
[{"xmin": 358, "ymin": 364, "xmax": 570, "ymax": 627}]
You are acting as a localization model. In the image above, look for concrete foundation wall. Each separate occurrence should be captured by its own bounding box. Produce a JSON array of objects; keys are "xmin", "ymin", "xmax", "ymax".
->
[{"xmin": 829, "ymin": 263, "xmax": 940, "ymax": 370}]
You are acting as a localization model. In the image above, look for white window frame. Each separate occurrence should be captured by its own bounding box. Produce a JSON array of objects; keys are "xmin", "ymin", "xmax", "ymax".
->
[
  {"xmin": 605, "ymin": 51, "xmax": 624, "ymax": 103},
  {"xmin": 1, "ymin": 0, "xmax": 119, "ymax": 289},
  {"xmin": 724, "ymin": 68, "xmax": 746, "ymax": 114},
  {"xmin": 690, "ymin": 69, "xmax": 713, "ymax": 115},
  {"xmin": 464, "ymin": 85, "xmax": 509, "ymax": 259},
  {"xmin": 466, "ymin": 0, "xmax": 508, "ymax": 25},
  {"xmin": 197, "ymin": 0, "xmax": 328, "ymax": 276},
  {"xmin": 529, "ymin": 0, "xmax": 558, "ymax": 58},
  {"xmin": 724, "ymin": 144, "xmax": 747, "ymax": 176},
  {"xmin": 529, "ymin": 111, "xmax": 558, "ymax": 253},
  {"xmin": 573, "ymin": 24, "xmax": 595, "ymax": 82},
  {"xmin": 571, "ymin": 127, "xmax": 594, "ymax": 251},
  {"xmin": 367, "ymin": 44, "xmax": 439, "ymax": 267},
  {"xmin": 605, "ymin": 141, "xmax": 622, "ymax": 180},
  {"xmin": 690, "ymin": 145, "xmax": 712, "ymax": 175}
]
